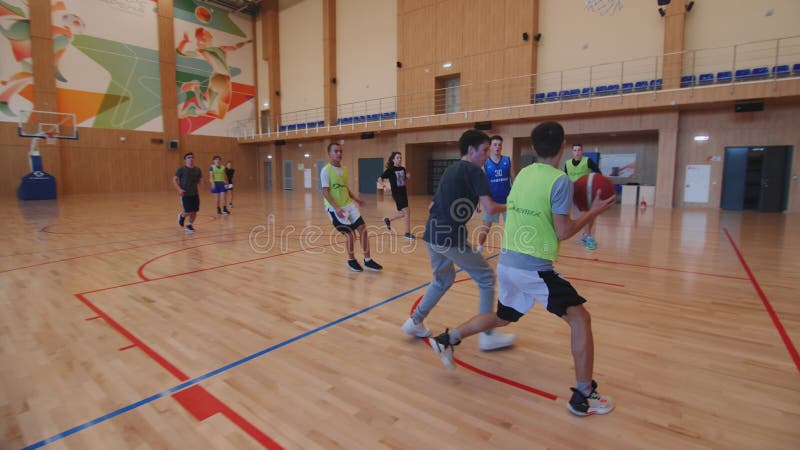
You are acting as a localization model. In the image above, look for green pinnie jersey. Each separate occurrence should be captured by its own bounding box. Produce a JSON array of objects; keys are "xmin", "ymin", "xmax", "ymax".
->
[
  {"xmin": 566, "ymin": 156, "xmax": 591, "ymax": 181},
  {"xmin": 503, "ymin": 163, "xmax": 563, "ymax": 261},
  {"xmin": 323, "ymin": 164, "xmax": 353, "ymax": 209}
]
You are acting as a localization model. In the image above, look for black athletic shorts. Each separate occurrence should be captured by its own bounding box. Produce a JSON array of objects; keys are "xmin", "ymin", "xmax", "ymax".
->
[
  {"xmin": 329, "ymin": 211, "xmax": 365, "ymax": 234},
  {"xmin": 393, "ymin": 193, "xmax": 409, "ymax": 211},
  {"xmin": 181, "ymin": 194, "xmax": 200, "ymax": 213}
]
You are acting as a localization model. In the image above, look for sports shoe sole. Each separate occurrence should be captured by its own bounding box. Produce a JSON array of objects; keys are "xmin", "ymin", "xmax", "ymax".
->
[
  {"xmin": 428, "ymin": 338, "xmax": 455, "ymax": 370},
  {"xmin": 566, "ymin": 402, "xmax": 614, "ymax": 417}
]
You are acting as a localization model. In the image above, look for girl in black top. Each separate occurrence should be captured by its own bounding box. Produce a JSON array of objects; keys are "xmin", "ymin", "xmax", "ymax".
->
[{"xmin": 379, "ymin": 152, "xmax": 415, "ymax": 240}]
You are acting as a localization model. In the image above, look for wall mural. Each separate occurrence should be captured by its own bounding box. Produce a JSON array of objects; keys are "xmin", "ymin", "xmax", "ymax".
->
[
  {"xmin": 174, "ymin": 0, "xmax": 254, "ymax": 136},
  {"xmin": 0, "ymin": 0, "xmax": 164, "ymax": 131}
]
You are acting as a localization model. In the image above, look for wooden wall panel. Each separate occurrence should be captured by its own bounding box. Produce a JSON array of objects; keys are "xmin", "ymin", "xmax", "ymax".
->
[
  {"xmin": 435, "ymin": 0, "xmax": 464, "ymax": 64},
  {"xmin": 400, "ymin": 0, "xmax": 435, "ymax": 14},
  {"xmin": 399, "ymin": 6, "xmax": 436, "ymax": 68},
  {"xmin": 503, "ymin": 46, "xmax": 533, "ymax": 106},
  {"xmin": 504, "ymin": 0, "xmax": 535, "ymax": 48},
  {"xmin": 323, "ymin": 0, "xmax": 337, "ymax": 126}
]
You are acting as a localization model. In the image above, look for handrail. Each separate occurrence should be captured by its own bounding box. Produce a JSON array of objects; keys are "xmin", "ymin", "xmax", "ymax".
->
[{"xmin": 235, "ymin": 35, "xmax": 800, "ymax": 140}]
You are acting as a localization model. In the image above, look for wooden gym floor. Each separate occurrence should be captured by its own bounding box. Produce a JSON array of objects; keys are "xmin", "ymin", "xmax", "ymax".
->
[{"xmin": 1, "ymin": 189, "xmax": 798, "ymax": 449}]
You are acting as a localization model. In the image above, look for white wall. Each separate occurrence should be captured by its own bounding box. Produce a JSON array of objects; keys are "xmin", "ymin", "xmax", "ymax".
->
[
  {"xmin": 279, "ymin": 0, "xmax": 324, "ymax": 117},
  {"xmin": 336, "ymin": 0, "xmax": 397, "ymax": 110},
  {"xmin": 537, "ymin": 0, "xmax": 664, "ymax": 91},
  {"xmin": 685, "ymin": 0, "xmax": 800, "ymax": 50}
]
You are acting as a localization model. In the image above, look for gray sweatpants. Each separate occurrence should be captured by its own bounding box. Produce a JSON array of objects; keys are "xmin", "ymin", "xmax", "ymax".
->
[{"xmin": 412, "ymin": 241, "xmax": 495, "ymax": 324}]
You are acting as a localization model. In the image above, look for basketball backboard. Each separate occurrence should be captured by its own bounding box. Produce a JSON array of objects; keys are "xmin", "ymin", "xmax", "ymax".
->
[{"xmin": 18, "ymin": 110, "xmax": 78, "ymax": 140}]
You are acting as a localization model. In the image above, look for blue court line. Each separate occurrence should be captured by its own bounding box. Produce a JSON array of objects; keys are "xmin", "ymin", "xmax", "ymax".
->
[{"xmin": 22, "ymin": 255, "xmax": 496, "ymax": 449}]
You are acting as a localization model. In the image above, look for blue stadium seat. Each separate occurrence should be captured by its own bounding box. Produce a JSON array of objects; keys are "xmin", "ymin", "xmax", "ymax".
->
[
  {"xmin": 716, "ymin": 71, "xmax": 732, "ymax": 82},
  {"xmin": 621, "ymin": 82, "xmax": 634, "ymax": 93},
  {"xmin": 649, "ymin": 78, "xmax": 663, "ymax": 90},
  {"xmin": 772, "ymin": 65, "xmax": 790, "ymax": 77},
  {"xmin": 606, "ymin": 84, "xmax": 620, "ymax": 94},
  {"xmin": 580, "ymin": 87, "xmax": 594, "ymax": 97},
  {"xmin": 545, "ymin": 91, "xmax": 559, "ymax": 101},
  {"xmin": 698, "ymin": 73, "xmax": 714, "ymax": 84},
  {"xmin": 534, "ymin": 92, "xmax": 546, "ymax": 102},
  {"xmin": 680, "ymin": 75, "xmax": 695, "ymax": 87},
  {"xmin": 734, "ymin": 68, "xmax": 752, "ymax": 80},
  {"xmin": 595, "ymin": 85, "xmax": 608, "ymax": 95},
  {"xmin": 569, "ymin": 88, "xmax": 580, "ymax": 98},
  {"xmin": 793, "ymin": 63, "xmax": 800, "ymax": 75},
  {"xmin": 751, "ymin": 67, "xmax": 769, "ymax": 79},
  {"xmin": 634, "ymin": 81, "xmax": 648, "ymax": 91}
]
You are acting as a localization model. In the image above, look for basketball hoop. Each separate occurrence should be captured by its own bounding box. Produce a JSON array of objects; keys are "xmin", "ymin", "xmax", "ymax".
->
[
  {"xmin": 585, "ymin": 0, "xmax": 623, "ymax": 16},
  {"xmin": 44, "ymin": 131, "xmax": 58, "ymax": 145}
]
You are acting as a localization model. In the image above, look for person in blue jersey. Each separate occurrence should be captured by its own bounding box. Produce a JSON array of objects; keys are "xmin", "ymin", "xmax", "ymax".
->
[
  {"xmin": 476, "ymin": 135, "xmax": 516, "ymax": 253},
  {"xmin": 426, "ymin": 122, "xmax": 616, "ymax": 417},
  {"xmin": 401, "ymin": 129, "xmax": 515, "ymax": 352},
  {"xmin": 564, "ymin": 143, "xmax": 601, "ymax": 249}
]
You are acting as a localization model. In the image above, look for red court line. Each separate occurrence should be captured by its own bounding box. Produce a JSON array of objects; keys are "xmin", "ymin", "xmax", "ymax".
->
[
  {"xmin": 76, "ymin": 293, "xmax": 189, "ymax": 381},
  {"xmin": 85, "ymin": 316, "xmax": 101, "ymax": 321},
  {"xmin": 409, "ymin": 279, "xmax": 557, "ymax": 400},
  {"xmin": 118, "ymin": 344, "xmax": 136, "ymax": 351},
  {"xmin": 39, "ymin": 215, "xmax": 219, "ymax": 235},
  {"xmin": 173, "ymin": 386, "xmax": 283, "ymax": 450},
  {"xmin": 723, "ymin": 228, "xmax": 800, "ymax": 375},
  {"xmin": 559, "ymin": 254, "xmax": 749, "ymax": 280}
]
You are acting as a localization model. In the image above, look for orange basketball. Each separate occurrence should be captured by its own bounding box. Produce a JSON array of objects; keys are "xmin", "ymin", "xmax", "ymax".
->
[{"xmin": 573, "ymin": 173, "xmax": 616, "ymax": 211}]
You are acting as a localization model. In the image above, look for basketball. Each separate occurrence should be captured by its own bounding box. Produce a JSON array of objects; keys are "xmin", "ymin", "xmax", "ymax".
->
[{"xmin": 573, "ymin": 173, "xmax": 616, "ymax": 211}]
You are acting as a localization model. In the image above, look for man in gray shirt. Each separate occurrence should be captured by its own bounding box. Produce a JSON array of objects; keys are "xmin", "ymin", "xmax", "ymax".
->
[{"xmin": 173, "ymin": 152, "xmax": 203, "ymax": 233}]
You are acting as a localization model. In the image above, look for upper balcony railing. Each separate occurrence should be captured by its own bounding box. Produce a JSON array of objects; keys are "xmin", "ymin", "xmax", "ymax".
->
[{"xmin": 234, "ymin": 35, "xmax": 800, "ymax": 140}]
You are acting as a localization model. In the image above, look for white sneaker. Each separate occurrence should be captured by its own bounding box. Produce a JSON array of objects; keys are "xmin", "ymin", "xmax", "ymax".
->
[
  {"xmin": 476, "ymin": 245, "xmax": 483, "ymax": 253},
  {"xmin": 567, "ymin": 380, "xmax": 614, "ymax": 416},
  {"xmin": 479, "ymin": 331, "xmax": 515, "ymax": 351},
  {"xmin": 428, "ymin": 334, "xmax": 455, "ymax": 370},
  {"xmin": 401, "ymin": 317, "xmax": 431, "ymax": 337}
]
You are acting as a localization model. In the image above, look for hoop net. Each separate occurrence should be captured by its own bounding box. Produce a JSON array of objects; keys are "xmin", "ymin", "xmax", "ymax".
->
[{"xmin": 585, "ymin": 0, "xmax": 623, "ymax": 16}]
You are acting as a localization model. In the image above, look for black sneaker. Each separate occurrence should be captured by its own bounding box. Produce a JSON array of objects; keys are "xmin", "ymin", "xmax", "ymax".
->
[
  {"xmin": 404, "ymin": 232, "xmax": 416, "ymax": 240},
  {"xmin": 429, "ymin": 330, "xmax": 456, "ymax": 370},
  {"xmin": 383, "ymin": 217, "xmax": 391, "ymax": 230},
  {"xmin": 567, "ymin": 380, "xmax": 614, "ymax": 416},
  {"xmin": 178, "ymin": 213, "xmax": 185, "ymax": 227},
  {"xmin": 185, "ymin": 224, "xmax": 195, "ymax": 234},
  {"xmin": 347, "ymin": 259, "xmax": 363, "ymax": 272},
  {"xmin": 217, "ymin": 207, "xmax": 222, "ymax": 215},
  {"xmin": 363, "ymin": 259, "xmax": 383, "ymax": 271},
  {"xmin": 229, "ymin": 203, "xmax": 233, "ymax": 208},
  {"xmin": 223, "ymin": 207, "xmax": 230, "ymax": 215}
]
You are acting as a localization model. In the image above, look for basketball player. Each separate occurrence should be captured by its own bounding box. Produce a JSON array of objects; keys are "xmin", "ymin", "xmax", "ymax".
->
[
  {"xmin": 321, "ymin": 143, "xmax": 383, "ymax": 272},
  {"xmin": 224, "ymin": 160, "xmax": 235, "ymax": 208},
  {"xmin": 564, "ymin": 143, "xmax": 601, "ymax": 249},
  {"xmin": 402, "ymin": 129, "xmax": 515, "ymax": 351},
  {"xmin": 173, "ymin": 152, "xmax": 203, "ymax": 233},
  {"xmin": 379, "ymin": 151, "xmax": 415, "ymax": 240},
  {"xmin": 476, "ymin": 135, "xmax": 515, "ymax": 252},
  {"xmin": 209, "ymin": 156, "xmax": 230, "ymax": 215},
  {"xmin": 427, "ymin": 122, "xmax": 616, "ymax": 416}
]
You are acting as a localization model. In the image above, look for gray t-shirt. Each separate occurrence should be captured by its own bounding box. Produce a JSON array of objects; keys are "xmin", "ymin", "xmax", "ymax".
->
[
  {"xmin": 499, "ymin": 174, "xmax": 572, "ymax": 271},
  {"xmin": 175, "ymin": 166, "xmax": 202, "ymax": 196}
]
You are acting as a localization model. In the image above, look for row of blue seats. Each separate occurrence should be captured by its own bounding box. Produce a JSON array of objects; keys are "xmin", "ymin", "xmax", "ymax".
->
[
  {"xmin": 278, "ymin": 112, "xmax": 398, "ymax": 131},
  {"xmin": 680, "ymin": 64, "xmax": 800, "ymax": 87},
  {"xmin": 535, "ymin": 79, "xmax": 664, "ymax": 102},
  {"xmin": 335, "ymin": 111, "xmax": 396, "ymax": 125},
  {"xmin": 278, "ymin": 121, "xmax": 324, "ymax": 132}
]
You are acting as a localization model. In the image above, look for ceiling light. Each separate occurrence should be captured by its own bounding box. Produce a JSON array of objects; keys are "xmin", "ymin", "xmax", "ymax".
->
[
  {"xmin": 693, "ymin": 135, "xmax": 710, "ymax": 141},
  {"xmin": 442, "ymin": 62, "xmax": 452, "ymax": 68}
]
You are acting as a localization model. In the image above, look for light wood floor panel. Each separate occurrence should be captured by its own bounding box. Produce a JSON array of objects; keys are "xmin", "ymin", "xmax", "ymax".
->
[{"xmin": 1, "ymin": 190, "xmax": 798, "ymax": 449}]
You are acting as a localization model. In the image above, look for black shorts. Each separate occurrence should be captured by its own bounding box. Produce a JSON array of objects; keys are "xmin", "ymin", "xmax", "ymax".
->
[
  {"xmin": 328, "ymin": 211, "xmax": 365, "ymax": 234},
  {"xmin": 181, "ymin": 194, "xmax": 200, "ymax": 213},
  {"xmin": 392, "ymin": 193, "xmax": 409, "ymax": 211}
]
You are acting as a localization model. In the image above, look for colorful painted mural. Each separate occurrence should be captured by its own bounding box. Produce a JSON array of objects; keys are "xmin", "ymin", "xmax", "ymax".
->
[
  {"xmin": 174, "ymin": 0, "xmax": 254, "ymax": 136},
  {"xmin": 0, "ymin": 0, "xmax": 162, "ymax": 131}
]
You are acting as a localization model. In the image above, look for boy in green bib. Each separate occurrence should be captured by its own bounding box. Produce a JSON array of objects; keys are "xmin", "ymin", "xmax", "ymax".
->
[
  {"xmin": 565, "ymin": 143, "xmax": 601, "ymax": 249},
  {"xmin": 321, "ymin": 143, "xmax": 383, "ymax": 272},
  {"xmin": 427, "ymin": 122, "xmax": 616, "ymax": 417}
]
